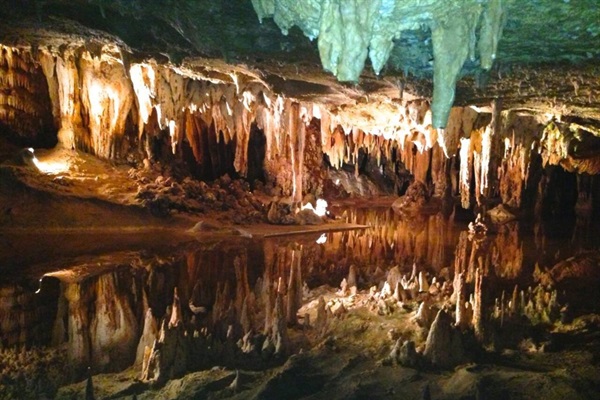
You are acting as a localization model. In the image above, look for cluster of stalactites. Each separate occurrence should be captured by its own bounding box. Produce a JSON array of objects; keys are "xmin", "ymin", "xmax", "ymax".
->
[
  {"xmin": 0, "ymin": 45, "xmax": 54, "ymax": 141},
  {"xmin": 0, "ymin": 41, "xmax": 502, "ymax": 208},
  {"xmin": 252, "ymin": 0, "xmax": 506, "ymax": 128},
  {"xmin": 320, "ymin": 99, "xmax": 435, "ymax": 170},
  {"xmin": 540, "ymin": 121, "xmax": 600, "ymax": 175}
]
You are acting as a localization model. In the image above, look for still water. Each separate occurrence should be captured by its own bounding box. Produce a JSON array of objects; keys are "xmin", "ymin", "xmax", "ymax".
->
[{"xmin": 1, "ymin": 206, "xmax": 599, "ymax": 375}]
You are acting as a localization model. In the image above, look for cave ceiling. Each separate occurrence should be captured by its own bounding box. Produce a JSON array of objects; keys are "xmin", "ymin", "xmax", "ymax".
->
[{"xmin": 2, "ymin": 0, "xmax": 600, "ymax": 129}]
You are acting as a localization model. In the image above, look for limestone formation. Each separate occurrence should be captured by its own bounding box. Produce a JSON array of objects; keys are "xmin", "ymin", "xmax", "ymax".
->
[
  {"xmin": 424, "ymin": 310, "xmax": 466, "ymax": 369},
  {"xmin": 135, "ymin": 309, "xmax": 158, "ymax": 366}
]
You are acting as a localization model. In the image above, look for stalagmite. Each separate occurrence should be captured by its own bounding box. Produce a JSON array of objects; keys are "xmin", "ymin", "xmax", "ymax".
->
[
  {"xmin": 85, "ymin": 370, "xmax": 95, "ymax": 400},
  {"xmin": 418, "ymin": 271, "xmax": 429, "ymax": 293},
  {"xmin": 169, "ymin": 288, "xmax": 182, "ymax": 329},
  {"xmin": 424, "ymin": 309, "xmax": 465, "ymax": 369},
  {"xmin": 455, "ymin": 273, "xmax": 467, "ymax": 330},
  {"xmin": 347, "ymin": 265, "xmax": 357, "ymax": 295},
  {"xmin": 314, "ymin": 296, "xmax": 327, "ymax": 336},
  {"xmin": 136, "ymin": 308, "xmax": 158, "ymax": 366},
  {"xmin": 414, "ymin": 301, "xmax": 434, "ymax": 328},
  {"xmin": 472, "ymin": 268, "xmax": 483, "ymax": 341}
]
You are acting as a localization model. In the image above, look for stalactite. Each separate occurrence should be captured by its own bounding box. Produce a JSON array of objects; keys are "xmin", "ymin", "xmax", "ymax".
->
[
  {"xmin": 79, "ymin": 51, "xmax": 134, "ymax": 158},
  {"xmin": 430, "ymin": 12, "xmax": 474, "ymax": 128},
  {"xmin": 288, "ymin": 101, "xmax": 305, "ymax": 204},
  {"xmin": 129, "ymin": 63, "xmax": 156, "ymax": 140},
  {"xmin": 459, "ymin": 137, "xmax": 472, "ymax": 209},
  {"xmin": 0, "ymin": 46, "xmax": 55, "ymax": 145}
]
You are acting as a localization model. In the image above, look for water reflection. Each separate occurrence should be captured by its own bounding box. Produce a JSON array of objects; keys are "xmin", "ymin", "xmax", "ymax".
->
[{"xmin": 1, "ymin": 207, "xmax": 599, "ymax": 380}]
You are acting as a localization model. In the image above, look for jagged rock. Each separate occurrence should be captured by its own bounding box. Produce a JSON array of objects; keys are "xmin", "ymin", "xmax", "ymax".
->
[
  {"xmin": 487, "ymin": 203, "xmax": 516, "ymax": 224},
  {"xmin": 267, "ymin": 201, "xmax": 295, "ymax": 225},
  {"xmin": 141, "ymin": 291, "xmax": 190, "ymax": 384},
  {"xmin": 468, "ymin": 213, "xmax": 488, "ymax": 237},
  {"xmin": 388, "ymin": 339, "xmax": 420, "ymax": 368},
  {"xmin": 380, "ymin": 281, "xmax": 393, "ymax": 299},
  {"xmin": 392, "ymin": 180, "xmax": 430, "ymax": 212},
  {"xmin": 377, "ymin": 299, "xmax": 392, "ymax": 316},
  {"xmin": 294, "ymin": 208, "xmax": 324, "ymax": 225},
  {"xmin": 455, "ymin": 273, "xmax": 468, "ymax": 330},
  {"xmin": 330, "ymin": 300, "xmax": 347, "ymax": 317},
  {"xmin": 169, "ymin": 288, "xmax": 183, "ymax": 329},
  {"xmin": 424, "ymin": 310, "xmax": 466, "ymax": 369}
]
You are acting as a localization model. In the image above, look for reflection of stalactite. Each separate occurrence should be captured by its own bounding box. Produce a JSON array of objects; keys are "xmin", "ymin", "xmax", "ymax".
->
[
  {"xmin": 90, "ymin": 273, "xmax": 138, "ymax": 371},
  {"xmin": 0, "ymin": 46, "xmax": 55, "ymax": 145},
  {"xmin": 492, "ymin": 222, "xmax": 523, "ymax": 279},
  {"xmin": 472, "ymin": 268, "xmax": 483, "ymax": 341},
  {"xmin": 286, "ymin": 247, "xmax": 303, "ymax": 325},
  {"xmin": 64, "ymin": 282, "xmax": 91, "ymax": 368},
  {"xmin": 453, "ymin": 231, "xmax": 469, "ymax": 295}
]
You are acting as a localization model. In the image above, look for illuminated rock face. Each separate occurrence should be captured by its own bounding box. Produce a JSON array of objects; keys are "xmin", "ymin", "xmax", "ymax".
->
[
  {"xmin": 0, "ymin": 46, "xmax": 55, "ymax": 146},
  {"xmin": 0, "ymin": 33, "xmax": 599, "ymax": 212}
]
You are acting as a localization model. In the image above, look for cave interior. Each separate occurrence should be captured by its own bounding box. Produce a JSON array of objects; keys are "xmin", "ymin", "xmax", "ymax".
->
[{"xmin": 1, "ymin": 1, "xmax": 600, "ymax": 399}]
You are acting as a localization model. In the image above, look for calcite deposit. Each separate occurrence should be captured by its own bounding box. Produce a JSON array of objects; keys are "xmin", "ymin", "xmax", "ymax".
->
[{"xmin": 0, "ymin": 1, "xmax": 599, "ymax": 399}]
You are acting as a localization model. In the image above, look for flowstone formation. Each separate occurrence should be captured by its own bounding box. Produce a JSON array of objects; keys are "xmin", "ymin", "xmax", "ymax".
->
[{"xmin": 252, "ymin": 0, "xmax": 506, "ymax": 128}]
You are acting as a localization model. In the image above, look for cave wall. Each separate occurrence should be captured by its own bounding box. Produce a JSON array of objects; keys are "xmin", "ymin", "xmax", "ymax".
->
[{"xmin": 1, "ymin": 41, "xmax": 599, "ymax": 213}]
